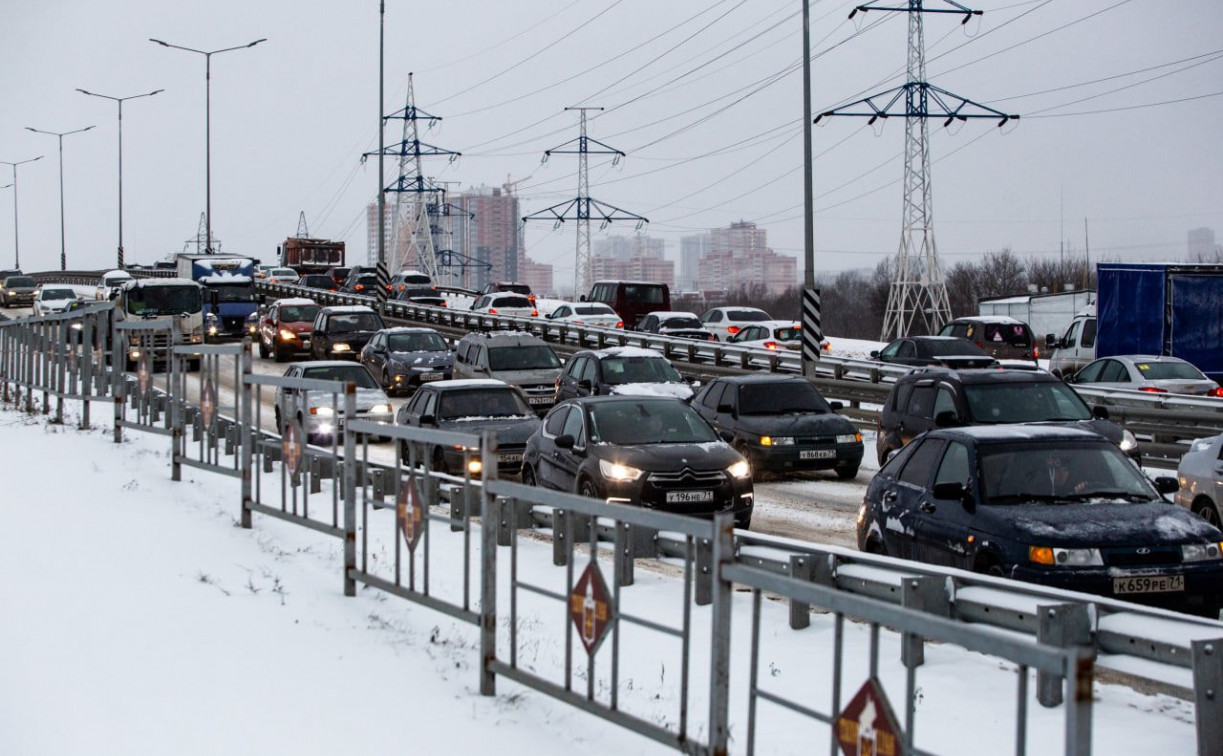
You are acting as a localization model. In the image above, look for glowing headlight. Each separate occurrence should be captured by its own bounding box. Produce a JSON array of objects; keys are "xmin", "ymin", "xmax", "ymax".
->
[
  {"xmin": 836, "ymin": 433, "xmax": 861, "ymax": 444},
  {"xmin": 279, "ymin": 329, "xmax": 297, "ymax": 341},
  {"xmin": 309, "ymin": 406, "xmax": 335, "ymax": 417},
  {"xmin": 207, "ymin": 324, "xmax": 219, "ymax": 336},
  {"xmin": 599, "ymin": 459, "xmax": 643, "ymax": 482},
  {"xmin": 727, "ymin": 460, "xmax": 752, "ymax": 479},
  {"xmin": 331, "ymin": 343, "xmax": 351, "ymax": 352},
  {"xmin": 761, "ymin": 436, "xmax": 794, "ymax": 446},
  {"xmin": 1029, "ymin": 546, "xmax": 1103, "ymax": 566},
  {"xmin": 467, "ymin": 458, "xmax": 484, "ymax": 475},
  {"xmin": 1120, "ymin": 430, "xmax": 1138, "ymax": 453},
  {"xmin": 369, "ymin": 404, "xmax": 392, "ymax": 415},
  {"xmin": 1183, "ymin": 543, "xmax": 1223, "ymax": 562}
]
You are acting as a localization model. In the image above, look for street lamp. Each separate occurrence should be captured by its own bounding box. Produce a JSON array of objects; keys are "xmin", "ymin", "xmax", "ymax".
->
[
  {"xmin": 149, "ymin": 37, "xmax": 266, "ymax": 254},
  {"xmin": 0, "ymin": 156, "xmax": 43, "ymax": 269},
  {"xmin": 77, "ymin": 88, "xmax": 163, "ymax": 270},
  {"xmin": 24, "ymin": 127, "xmax": 94, "ymax": 271}
]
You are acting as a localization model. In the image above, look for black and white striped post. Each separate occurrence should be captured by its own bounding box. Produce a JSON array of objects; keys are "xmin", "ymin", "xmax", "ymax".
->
[
  {"xmin": 801, "ymin": 285, "xmax": 822, "ymax": 378},
  {"xmin": 375, "ymin": 260, "xmax": 391, "ymax": 311}
]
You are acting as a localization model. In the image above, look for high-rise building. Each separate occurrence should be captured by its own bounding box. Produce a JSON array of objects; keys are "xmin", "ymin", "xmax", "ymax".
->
[
  {"xmin": 1189, "ymin": 227, "xmax": 1220, "ymax": 260},
  {"xmin": 591, "ymin": 233, "xmax": 674, "ymax": 289},
  {"xmin": 697, "ymin": 221, "xmax": 796, "ymax": 295},
  {"xmin": 679, "ymin": 234, "xmax": 709, "ymax": 292}
]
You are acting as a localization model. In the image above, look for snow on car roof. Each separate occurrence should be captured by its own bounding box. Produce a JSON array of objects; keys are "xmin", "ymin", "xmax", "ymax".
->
[
  {"xmin": 431, "ymin": 378, "xmax": 508, "ymax": 389},
  {"xmin": 592, "ymin": 346, "xmax": 664, "ymax": 359},
  {"xmin": 322, "ymin": 305, "xmax": 377, "ymax": 313}
]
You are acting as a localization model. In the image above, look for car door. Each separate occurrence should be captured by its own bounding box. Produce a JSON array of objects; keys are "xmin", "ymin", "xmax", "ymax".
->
[
  {"xmin": 556, "ymin": 356, "xmax": 586, "ymax": 400},
  {"xmin": 278, "ymin": 365, "xmax": 303, "ymax": 425},
  {"xmin": 914, "ymin": 440, "xmax": 975, "ymax": 568},
  {"xmin": 884, "ymin": 438, "xmax": 946, "ymax": 560},
  {"xmin": 362, "ymin": 332, "xmax": 387, "ymax": 382},
  {"xmin": 533, "ymin": 405, "xmax": 570, "ymax": 489},
  {"xmin": 900, "ymin": 382, "xmax": 939, "ymax": 445},
  {"xmin": 553, "ymin": 406, "xmax": 588, "ymax": 493},
  {"xmin": 259, "ymin": 303, "xmax": 278, "ymax": 347}
]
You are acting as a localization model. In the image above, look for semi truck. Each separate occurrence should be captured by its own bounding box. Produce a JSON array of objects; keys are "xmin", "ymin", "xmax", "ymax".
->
[
  {"xmin": 279, "ymin": 237, "xmax": 345, "ymax": 274},
  {"xmin": 1045, "ymin": 262, "xmax": 1223, "ymax": 383},
  {"xmin": 175, "ymin": 253, "xmax": 259, "ymax": 341}
]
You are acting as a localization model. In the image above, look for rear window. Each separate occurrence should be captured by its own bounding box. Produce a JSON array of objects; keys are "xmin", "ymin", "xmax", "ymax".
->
[
  {"xmin": 926, "ymin": 339, "xmax": 986, "ymax": 356},
  {"xmin": 622, "ymin": 284, "xmax": 667, "ymax": 305},
  {"xmin": 1135, "ymin": 360, "xmax": 1205, "ymax": 380},
  {"xmin": 981, "ymin": 322, "xmax": 1031, "ymax": 347},
  {"xmin": 490, "ymin": 295, "xmax": 532, "ymax": 308},
  {"xmin": 728, "ymin": 310, "xmax": 770, "ymax": 322},
  {"xmin": 574, "ymin": 304, "xmax": 615, "ymax": 316},
  {"xmin": 659, "ymin": 315, "xmax": 702, "ymax": 329}
]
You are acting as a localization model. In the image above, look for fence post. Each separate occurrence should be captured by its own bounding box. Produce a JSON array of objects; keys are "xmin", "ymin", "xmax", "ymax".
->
[
  {"xmin": 480, "ymin": 430, "xmax": 498, "ymax": 696},
  {"xmin": 901, "ymin": 576, "xmax": 952, "ymax": 669},
  {"xmin": 240, "ymin": 344, "xmax": 254, "ymax": 530},
  {"xmin": 707, "ymin": 512, "xmax": 734, "ymax": 755},
  {"xmin": 1037, "ymin": 603, "xmax": 1093, "ymax": 708},
  {"xmin": 342, "ymin": 382, "xmax": 357, "ymax": 598},
  {"xmin": 789, "ymin": 554, "xmax": 816, "ymax": 630},
  {"xmin": 112, "ymin": 320, "xmax": 123, "ymax": 444},
  {"xmin": 1192, "ymin": 638, "xmax": 1223, "ymax": 756}
]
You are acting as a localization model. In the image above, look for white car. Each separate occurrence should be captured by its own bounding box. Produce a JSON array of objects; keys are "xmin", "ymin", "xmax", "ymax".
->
[
  {"xmin": 727, "ymin": 320, "xmax": 828, "ymax": 352},
  {"xmin": 470, "ymin": 292, "xmax": 537, "ymax": 318},
  {"xmin": 263, "ymin": 267, "xmax": 301, "ymax": 284},
  {"xmin": 274, "ymin": 361, "xmax": 393, "ymax": 444},
  {"xmin": 545, "ymin": 302, "xmax": 622, "ymax": 328},
  {"xmin": 699, "ymin": 306, "xmax": 773, "ymax": 341},
  {"xmin": 95, "ymin": 269, "xmax": 134, "ymax": 301},
  {"xmin": 33, "ymin": 286, "xmax": 79, "ymax": 316},
  {"xmin": 1176, "ymin": 433, "xmax": 1223, "ymax": 527}
]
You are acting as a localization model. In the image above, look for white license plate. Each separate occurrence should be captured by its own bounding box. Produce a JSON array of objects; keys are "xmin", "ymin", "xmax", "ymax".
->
[
  {"xmin": 419, "ymin": 372, "xmax": 442, "ymax": 381},
  {"xmin": 666, "ymin": 490, "xmax": 714, "ymax": 504},
  {"xmin": 1113, "ymin": 574, "xmax": 1184, "ymax": 595},
  {"xmin": 527, "ymin": 396, "xmax": 552, "ymax": 405},
  {"xmin": 498, "ymin": 453, "xmax": 523, "ymax": 464},
  {"xmin": 799, "ymin": 449, "xmax": 836, "ymax": 460},
  {"xmin": 300, "ymin": 339, "xmax": 310, "ymax": 348}
]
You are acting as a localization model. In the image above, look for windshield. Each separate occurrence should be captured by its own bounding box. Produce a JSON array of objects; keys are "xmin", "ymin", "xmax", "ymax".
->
[
  {"xmin": 126, "ymin": 285, "xmax": 203, "ymax": 316},
  {"xmin": 660, "ymin": 315, "xmax": 702, "ymax": 329},
  {"xmin": 330, "ymin": 312, "xmax": 383, "ymax": 332},
  {"xmin": 980, "ymin": 441, "xmax": 1155, "ymax": 504},
  {"xmin": 600, "ymin": 356, "xmax": 683, "ymax": 385},
  {"xmin": 41, "ymin": 289, "xmax": 76, "ymax": 300},
  {"xmin": 740, "ymin": 382, "xmax": 831, "ymax": 415},
  {"xmin": 437, "ymin": 389, "xmax": 533, "ymax": 420},
  {"xmin": 590, "ymin": 399, "xmax": 718, "ymax": 445},
  {"xmin": 963, "ymin": 382, "xmax": 1092, "ymax": 423},
  {"xmin": 280, "ymin": 305, "xmax": 320, "ymax": 323},
  {"xmin": 206, "ymin": 282, "xmax": 256, "ymax": 303},
  {"xmin": 301, "ymin": 365, "xmax": 380, "ymax": 389},
  {"xmin": 488, "ymin": 345, "xmax": 561, "ymax": 371},
  {"xmin": 388, "ymin": 332, "xmax": 448, "ymax": 353},
  {"xmin": 1135, "ymin": 360, "xmax": 1206, "ymax": 380},
  {"xmin": 5, "ymin": 277, "xmax": 35, "ymax": 287}
]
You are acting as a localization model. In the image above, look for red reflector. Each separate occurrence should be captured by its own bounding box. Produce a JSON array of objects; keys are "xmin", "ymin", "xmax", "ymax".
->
[
  {"xmin": 615, "ymin": 321, "xmax": 623, "ymax": 328},
  {"xmin": 1139, "ymin": 387, "xmax": 1168, "ymax": 393}
]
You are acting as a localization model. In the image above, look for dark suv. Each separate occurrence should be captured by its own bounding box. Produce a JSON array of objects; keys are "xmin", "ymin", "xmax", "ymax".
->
[
  {"xmin": 453, "ymin": 330, "xmax": 562, "ymax": 414},
  {"xmin": 310, "ymin": 305, "xmax": 386, "ymax": 360},
  {"xmin": 875, "ymin": 367, "xmax": 1139, "ymax": 465},
  {"xmin": 937, "ymin": 316, "xmax": 1038, "ymax": 363}
]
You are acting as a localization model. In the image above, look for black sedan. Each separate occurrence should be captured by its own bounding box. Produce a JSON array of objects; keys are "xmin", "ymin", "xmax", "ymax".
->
[
  {"xmin": 690, "ymin": 375, "xmax": 864, "ymax": 480},
  {"xmin": 856, "ymin": 425, "xmax": 1223, "ymax": 617},
  {"xmin": 360, "ymin": 327, "xmax": 453, "ymax": 395},
  {"xmin": 522, "ymin": 396, "xmax": 754, "ymax": 528},
  {"xmin": 396, "ymin": 379, "xmax": 541, "ymax": 476},
  {"xmin": 870, "ymin": 336, "xmax": 996, "ymax": 369}
]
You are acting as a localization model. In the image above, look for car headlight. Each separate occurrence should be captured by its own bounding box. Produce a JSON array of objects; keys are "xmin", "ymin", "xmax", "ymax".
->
[
  {"xmin": 1183, "ymin": 543, "xmax": 1223, "ymax": 562},
  {"xmin": 727, "ymin": 460, "xmax": 751, "ymax": 479},
  {"xmin": 331, "ymin": 343, "xmax": 351, "ymax": 352},
  {"xmin": 761, "ymin": 436, "xmax": 794, "ymax": 446},
  {"xmin": 1120, "ymin": 430, "xmax": 1138, "ymax": 453},
  {"xmin": 309, "ymin": 406, "xmax": 335, "ymax": 417},
  {"xmin": 1029, "ymin": 546, "xmax": 1103, "ymax": 566},
  {"xmin": 368, "ymin": 404, "xmax": 392, "ymax": 415},
  {"xmin": 279, "ymin": 329, "xmax": 297, "ymax": 341},
  {"xmin": 836, "ymin": 433, "xmax": 861, "ymax": 444},
  {"xmin": 599, "ymin": 459, "xmax": 643, "ymax": 482}
]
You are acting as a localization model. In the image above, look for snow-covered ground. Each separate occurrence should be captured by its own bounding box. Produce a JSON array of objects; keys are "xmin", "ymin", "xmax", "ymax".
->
[{"xmin": 0, "ymin": 401, "xmax": 1201, "ymax": 755}]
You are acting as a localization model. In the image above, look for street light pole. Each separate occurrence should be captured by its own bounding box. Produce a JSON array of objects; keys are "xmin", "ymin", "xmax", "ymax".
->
[
  {"xmin": 149, "ymin": 37, "xmax": 266, "ymax": 254},
  {"xmin": 0, "ymin": 156, "xmax": 43, "ymax": 270},
  {"xmin": 24, "ymin": 127, "xmax": 94, "ymax": 271},
  {"xmin": 77, "ymin": 88, "xmax": 163, "ymax": 270}
]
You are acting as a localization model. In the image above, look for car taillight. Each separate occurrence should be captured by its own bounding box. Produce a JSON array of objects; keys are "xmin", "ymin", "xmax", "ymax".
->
[
  {"xmin": 727, "ymin": 326, "xmax": 740, "ymax": 335},
  {"xmin": 489, "ymin": 308, "xmax": 498, "ymax": 314},
  {"xmin": 1209, "ymin": 386, "xmax": 1223, "ymax": 398},
  {"xmin": 355, "ymin": 284, "xmax": 365, "ymax": 291},
  {"xmin": 764, "ymin": 341, "xmax": 778, "ymax": 350},
  {"xmin": 531, "ymin": 309, "xmax": 539, "ymax": 316},
  {"xmin": 615, "ymin": 321, "xmax": 623, "ymax": 329},
  {"xmin": 1139, "ymin": 386, "xmax": 1168, "ymax": 393},
  {"xmin": 1033, "ymin": 346, "xmax": 1040, "ymax": 359}
]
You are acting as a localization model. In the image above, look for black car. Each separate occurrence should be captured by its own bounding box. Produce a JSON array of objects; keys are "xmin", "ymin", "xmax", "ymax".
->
[
  {"xmin": 298, "ymin": 273, "xmax": 336, "ymax": 291},
  {"xmin": 875, "ymin": 367, "xmax": 1140, "ymax": 466},
  {"xmin": 690, "ymin": 375, "xmax": 864, "ymax": 480},
  {"xmin": 637, "ymin": 311, "xmax": 717, "ymax": 341},
  {"xmin": 522, "ymin": 396, "xmax": 754, "ymax": 528},
  {"xmin": 310, "ymin": 305, "xmax": 385, "ymax": 360},
  {"xmin": 856, "ymin": 425, "xmax": 1223, "ymax": 617},
  {"xmin": 341, "ymin": 273, "xmax": 382, "ymax": 296},
  {"xmin": 870, "ymin": 336, "xmax": 996, "ymax": 369},
  {"xmin": 359, "ymin": 327, "xmax": 453, "ymax": 395},
  {"xmin": 395, "ymin": 286, "xmax": 447, "ymax": 306},
  {"xmin": 555, "ymin": 347, "xmax": 693, "ymax": 402},
  {"xmin": 396, "ymin": 379, "xmax": 541, "ymax": 476}
]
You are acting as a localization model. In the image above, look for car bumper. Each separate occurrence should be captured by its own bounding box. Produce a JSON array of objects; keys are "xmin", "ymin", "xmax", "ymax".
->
[
  {"xmin": 1009, "ymin": 562, "xmax": 1223, "ymax": 616},
  {"xmin": 303, "ymin": 410, "xmax": 394, "ymax": 440},
  {"xmin": 748, "ymin": 441, "xmax": 864, "ymax": 473},
  {"xmin": 600, "ymin": 474, "xmax": 754, "ymax": 523}
]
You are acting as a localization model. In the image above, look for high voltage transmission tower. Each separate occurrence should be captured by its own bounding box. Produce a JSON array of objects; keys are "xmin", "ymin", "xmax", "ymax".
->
[
  {"xmin": 522, "ymin": 107, "xmax": 647, "ymax": 297},
  {"xmin": 427, "ymin": 180, "xmax": 476, "ymax": 287},
  {"xmin": 366, "ymin": 74, "xmax": 459, "ymax": 281},
  {"xmin": 816, "ymin": 1, "xmax": 1017, "ymax": 339},
  {"xmin": 295, "ymin": 210, "xmax": 310, "ymax": 238}
]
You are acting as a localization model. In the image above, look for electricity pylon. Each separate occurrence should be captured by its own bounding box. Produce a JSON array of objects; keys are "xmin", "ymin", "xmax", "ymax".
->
[
  {"xmin": 427, "ymin": 180, "xmax": 475, "ymax": 287},
  {"xmin": 522, "ymin": 107, "xmax": 647, "ymax": 297},
  {"xmin": 816, "ymin": 1, "xmax": 1017, "ymax": 339}
]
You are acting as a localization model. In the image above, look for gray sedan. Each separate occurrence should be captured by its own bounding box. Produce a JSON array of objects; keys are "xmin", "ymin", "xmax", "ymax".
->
[
  {"xmin": 1068, "ymin": 355, "xmax": 1223, "ymax": 397},
  {"xmin": 1177, "ymin": 434, "xmax": 1223, "ymax": 526}
]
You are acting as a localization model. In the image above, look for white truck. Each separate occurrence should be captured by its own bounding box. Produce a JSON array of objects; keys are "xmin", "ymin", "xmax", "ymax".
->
[{"xmin": 112, "ymin": 277, "xmax": 206, "ymax": 370}]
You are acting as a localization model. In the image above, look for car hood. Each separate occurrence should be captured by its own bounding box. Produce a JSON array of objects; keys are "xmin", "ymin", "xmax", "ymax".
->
[
  {"xmin": 1022, "ymin": 418, "xmax": 1124, "ymax": 446},
  {"xmin": 733, "ymin": 412, "xmax": 856, "ymax": 436},
  {"xmin": 388, "ymin": 350, "xmax": 452, "ymax": 367},
  {"xmin": 305, "ymin": 385, "xmax": 389, "ymax": 412},
  {"xmin": 327, "ymin": 329, "xmax": 377, "ymax": 343},
  {"xmin": 608, "ymin": 382, "xmax": 694, "ymax": 400},
  {"xmin": 977, "ymin": 500, "xmax": 1222, "ymax": 546},
  {"xmin": 492, "ymin": 368, "xmax": 560, "ymax": 385},
  {"xmin": 438, "ymin": 416, "xmax": 540, "ymax": 443},
  {"xmin": 591, "ymin": 440, "xmax": 742, "ymax": 471}
]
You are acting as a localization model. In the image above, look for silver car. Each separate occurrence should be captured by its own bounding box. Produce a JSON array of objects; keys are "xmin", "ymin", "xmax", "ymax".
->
[
  {"xmin": 1068, "ymin": 355, "xmax": 1223, "ymax": 397},
  {"xmin": 1177, "ymin": 434, "xmax": 1223, "ymax": 526},
  {"xmin": 274, "ymin": 361, "xmax": 393, "ymax": 444}
]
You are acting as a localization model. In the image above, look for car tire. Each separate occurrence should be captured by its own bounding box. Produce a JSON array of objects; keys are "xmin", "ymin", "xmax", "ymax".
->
[
  {"xmin": 1193, "ymin": 498, "xmax": 1221, "ymax": 528},
  {"xmin": 863, "ymin": 536, "xmax": 888, "ymax": 556},
  {"xmin": 258, "ymin": 338, "xmax": 270, "ymax": 359},
  {"xmin": 836, "ymin": 464, "xmax": 860, "ymax": 481},
  {"xmin": 578, "ymin": 477, "xmax": 600, "ymax": 500},
  {"xmin": 975, "ymin": 555, "xmax": 1005, "ymax": 578},
  {"xmin": 521, "ymin": 464, "xmax": 537, "ymax": 488}
]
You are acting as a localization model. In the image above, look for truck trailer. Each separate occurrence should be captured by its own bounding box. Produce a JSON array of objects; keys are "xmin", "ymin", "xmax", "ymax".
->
[
  {"xmin": 279, "ymin": 237, "xmax": 345, "ymax": 274},
  {"xmin": 175, "ymin": 253, "xmax": 259, "ymax": 341}
]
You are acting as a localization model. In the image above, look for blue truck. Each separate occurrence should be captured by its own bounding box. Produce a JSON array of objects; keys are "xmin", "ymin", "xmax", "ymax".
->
[{"xmin": 175, "ymin": 253, "xmax": 260, "ymax": 341}]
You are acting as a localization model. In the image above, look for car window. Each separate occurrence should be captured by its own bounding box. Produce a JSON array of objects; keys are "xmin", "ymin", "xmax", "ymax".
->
[
  {"xmin": 898, "ymin": 439, "xmax": 946, "ymax": 487},
  {"xmin": 877, "ymin": 437, "xmax": 920, "ymax": 479},
  {"xmin": 590, "ymin": 400, "xmax": 717, "ymax": 444},
  {"xmin": 543, "ymin": 406, "xmax": 569, "ymax": 436},
  {"xmin": 1063, "ymin": 320, "xmax": 1080, "ymax": 346},
  {"xmin": 702, "ymin": 311, "xmax": 721, "ymax": 323},
  {"xmin": 1081, "ymin": 319, "xmax": 1097, "ymax": 349},
  {"xmin": 890, "ymin": 382, "xmax": 914, "ymax": 413},
  {"xmin": 933, "ymin": 387, "xmax": 957, "ymax": 418},
  {"xmin": 561, "ymin": 406, "xmax": 585, "ymax": 445},
  {"xmin": 660, "ymin": 315, "xmax": 702, "ymax": 329},
  {"xmin": 577, "ymin": 357, "xmax": 599, "ymax": 383},
  {"xmin": 907, "ymin": 385, "xmax": 937, "ymax": 420},
  {"xmin": 281, "ymin": 305, "xmax": 319, "ymax": 323},
  {"xmin": 699, "ymin": 381, "xmax": 727, "ymax": 410},
  {"xmin": 600, "ymin": 356, "xmax": 682, "ymax": 385},
  {"xmin": 1135, "ymin": 360, "xmax": 1205, "ymax": 380},
  {"xmin": 405, "ymin": 389, "xmax": 429, "ymax": 415},
  {"xmin": 488, "ymin": 345, "xmax": 561, "ymax": 371},
  {"xmin": 896, "ymin": 341, "xmax": 916, "ymax": 359},
  {"xmin": 300, "ymin": 365, "xmax": 380, "ymax": 389},
  {"xmin": 728, "ymin": 310, "xmax": 770, "ymax": 322},
  {"xmin": 1099, "ymin": 360, "xmax": 1129, "ymax": 383},
  {"xmin": 980, "ymin": 442, "xmax": 1152, "ymax": 503},
  {"xmin": 388, "ymin": 332, "xmax": 447, "ymax": 352},
  {"xmin": 1075, "ymin": 361, "xmax": 1104, "ymax": 382},
  {"xmin": 575, "ymin": 304, "xmax": 614, "ymax": 316},
  {"xmin": 962, "ymin": 382, "xmax": 1092, "ymax": 423},
  {"xmin": 934, "ymin": 441, "xmax": 970, "ymax": 488},
  {"xmin": 553, "ymin": 305, "xmax": 571, "ymax": 318}
]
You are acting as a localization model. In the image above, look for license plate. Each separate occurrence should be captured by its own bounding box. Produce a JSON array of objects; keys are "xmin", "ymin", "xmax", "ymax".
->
[
  {"xmin": 300, "ymin": 339, "xmax": 310, "ymax": 348},
  {"xmin": 1113, "ymin": 574, "xmax": 1184, "ymax": 595},
  {"xmin": 799, "ymin": 449, "xmax": 836, "ymax": 460},
  {"xmin": 527, "ymin": 396, "xmax": 552, "ymax": 405},
  {"xmin": 419, "ymin": 372, "xmax": 442, "ymax": 382},
  {"xmin": 666, "ymin": 490, "xmax": 714, "ymax": 504},
  {"xmin": 498, "ymin": 453, "xmax": 523, "ymax": 464}
]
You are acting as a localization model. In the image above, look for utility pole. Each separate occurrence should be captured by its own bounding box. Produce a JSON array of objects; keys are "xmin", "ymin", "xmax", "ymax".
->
[
  {"xmin": 816, "ymin": 1, "xmax": 1017, "ymax": 339},
  {"xmin": 522, "ymin": 107, "xmax": 647, "ymax": 298}
]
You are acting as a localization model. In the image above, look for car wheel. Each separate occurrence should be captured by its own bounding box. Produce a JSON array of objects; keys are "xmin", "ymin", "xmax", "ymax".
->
[
  {"xmin": 975, "ymin": 555, "xmax": 1005, "ymax": 578},
  {"xmin": 835, "ymin": 464, "xmax": 860, "ymax": 481},
  {"xmin": 258, "ymin": 338, "xmax": 269, "ymax": 359},
  {"xmin": 1193, "ymin": 499, "xmax": 1221, "ymax": 528},
  {"xmin": 578, "ymin": 477, "xmax": 600, "ymax": 500},
  {"xmin": 521, "ymin": 464, "xmax": 538, "ymax": 487},
  {"xmin": 863, "ymin": 537, "xmax": 887, "ymax": 556}
]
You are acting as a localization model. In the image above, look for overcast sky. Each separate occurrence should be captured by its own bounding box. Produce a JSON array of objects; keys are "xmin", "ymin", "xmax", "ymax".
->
[{"xmin": 2, "ymin": 0, "xmax": 1220, "ymax": 282}]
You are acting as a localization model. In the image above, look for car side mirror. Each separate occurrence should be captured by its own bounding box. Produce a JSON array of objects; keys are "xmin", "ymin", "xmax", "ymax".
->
[
  {"xmin": 1044, "ymin": 333, "xmax": 1058, "ymax": 350},
  {"xmin": 1091, "ymin": 405, "xmax": 1110, "ymax": 420},
  {"xmin": 934, "ymin": 410, "xmax": 961, "ymax": 427},
  {"xmin": 870, "ymin": 350, "xmax": 880, "ymax": 358},
  {"xmin": 717, "ymin": 402, "xmax": 735, "ymax": 417},
  {"xmin": 420, "ymin": 414, "xmax": 437, "ymax": 426},
  {"xmin": 932, "ymin": 481, "xmax": 974, "ymax": 510},
  {"xmin": 829, "ymin": 400, "xmax": 844, "ymax": 411},
  {"xmin": 1153, "ymin": 476, "xmax": 1179, "ymax": 495},
  {"xmin": 555, "ymin": 434, "xmax": 576, "ymax": 450},
  {"xmin": 719, "ymin": 430, "xmax": 735, "ymax": 443}
]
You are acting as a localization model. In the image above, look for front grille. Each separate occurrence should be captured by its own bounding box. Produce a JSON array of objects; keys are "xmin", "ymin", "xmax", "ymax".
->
[
  {"xmin": 646, "ymin": 468, "xmax": 727, "ymax": 487},
  {"xmin": 519, "ymin": 384, "xmax": 553, "ymax": 396},
  {"xmin": 1104, "ymin": 546, "xmax": 1182, "ymax": 568}
]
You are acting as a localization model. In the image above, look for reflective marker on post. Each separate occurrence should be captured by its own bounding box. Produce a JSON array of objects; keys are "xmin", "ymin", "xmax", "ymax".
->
[{"xmin": 801, "ymin": 285, "xmax": 823, "ymax": 377}]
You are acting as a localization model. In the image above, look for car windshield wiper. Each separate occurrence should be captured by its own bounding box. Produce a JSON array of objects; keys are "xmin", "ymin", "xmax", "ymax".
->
[
  {"xmin": 1064, "ymin": 490, "xmax": 1150, "ymax": 503},
  {"xmin": 991, "ymin": 492, "xmax": 1065, "ymax": 505}
]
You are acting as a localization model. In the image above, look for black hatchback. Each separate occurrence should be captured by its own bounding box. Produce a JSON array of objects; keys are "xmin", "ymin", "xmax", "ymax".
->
[
  {"xmin": 870, "ymin": 336, "xmax": 996, "ymax": 369},
  {"xmin": 522, "ymin": 396, "xmax": 754, "ymax": 528},
  {"xmin": 857, "ymin": 425, "xmax": 1223, "ymax": 617},
  {"xmin": 310, "ymin": 306, "xmax": 385, "ymax": 360}
]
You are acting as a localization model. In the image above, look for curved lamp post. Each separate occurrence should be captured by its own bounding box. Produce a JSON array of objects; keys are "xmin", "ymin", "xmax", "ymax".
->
[
  {"xmin": 77, "ymin": 88, "xmax": 163, "ymax": 270},
  {"xmin": 0, "ymin": 156, "xmax": 43, "ymax": 269},
  {"xmin": 24, "ymin": 126, "xmax": 95, "ymax": 271},
  {"xmin": 149, "ymin": 37, "xmax": 266, "ymax": 254}
]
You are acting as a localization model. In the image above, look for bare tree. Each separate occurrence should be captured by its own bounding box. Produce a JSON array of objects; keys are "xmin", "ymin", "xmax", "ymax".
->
[
  {"xmin": 977, "ymin": 248, "xmax": 1027, "ymax": 299},
  {"xmin": 945, "ymin": 260, "xmax": 981, "ymax": 319}
]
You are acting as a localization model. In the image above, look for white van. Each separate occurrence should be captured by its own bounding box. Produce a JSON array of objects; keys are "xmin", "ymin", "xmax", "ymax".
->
[{"xmin": 1044, "ymin": 306, "xmax": 1097, "ymax": 378}]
